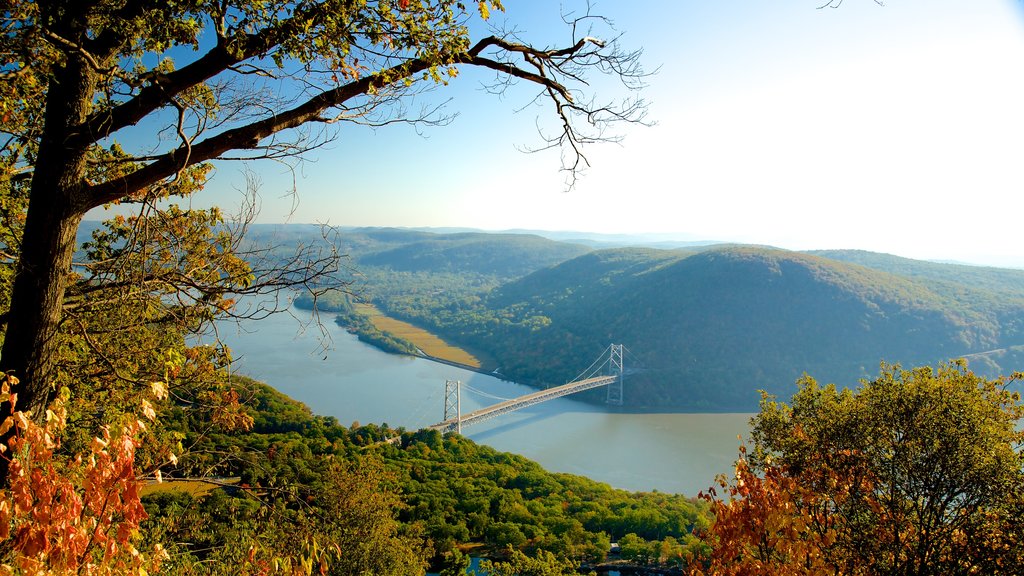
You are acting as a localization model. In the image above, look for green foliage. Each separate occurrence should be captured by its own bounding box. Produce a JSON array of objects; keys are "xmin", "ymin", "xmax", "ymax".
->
[
  {"xmin": 379, "ymin": 430, "xmax": 709, "ymax": 562},
  {"xmin": 346, "ymin": 242, "xmax": 1024, "ymax": 411},
  {"xmin": 438, "ymin": 548, "xmax": 472, "ymax": 576},
  {"xmin": 743, "ymin": 362, "xmax": 1024, "ymax": 575},
  {"xmin": 479, "ymin": 548, "xmax": 583, "ymax": 576},
  {"xmin": 294, "ymin": 288, "xmax": 354, "ymax": 314},
  {"xmin": 144, "ymin": 377, "xmax": 711, "ymax": 572}
]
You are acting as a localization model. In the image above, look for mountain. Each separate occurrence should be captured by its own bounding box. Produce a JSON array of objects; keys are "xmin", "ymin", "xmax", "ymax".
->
[
  {"xmin": 357, "ymin": 232, "xmax": 591, "ymax": 278},
  {"xmin": 75, "ymin": 221, "xmax": 1024, "ymax": 410},
  {"xmin": 806, "ymin": 249, "xmax": 1024, "ymax": 301},
  {"xmin": 453, "ymin": 246, "xmax": 1024, "ymax": 410}
]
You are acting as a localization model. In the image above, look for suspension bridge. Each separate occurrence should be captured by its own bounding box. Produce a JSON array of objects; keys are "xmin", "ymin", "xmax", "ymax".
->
[{"xmin": 428, "ymin": 344, "xmax": 626, "ymax": 434}]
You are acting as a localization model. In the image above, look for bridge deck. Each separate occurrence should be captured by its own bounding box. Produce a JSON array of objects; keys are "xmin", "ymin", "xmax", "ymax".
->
[{"xmin": 429, "ymin": 375, "xmax": 616, "ymax": 433}]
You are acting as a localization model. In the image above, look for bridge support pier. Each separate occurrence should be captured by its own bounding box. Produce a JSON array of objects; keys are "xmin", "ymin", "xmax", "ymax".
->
[
  {"xmin": 444, "ymin": 380, "xmax": 461, "ymax": 434},
  {"xmin": 606, "ymin": 344, "xmax": 624, "ymax": 406}
]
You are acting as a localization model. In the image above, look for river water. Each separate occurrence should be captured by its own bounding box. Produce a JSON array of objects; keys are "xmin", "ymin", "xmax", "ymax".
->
[{"xmin": 215, "ymin": 305, "xmax": 752, "ymax": 496}]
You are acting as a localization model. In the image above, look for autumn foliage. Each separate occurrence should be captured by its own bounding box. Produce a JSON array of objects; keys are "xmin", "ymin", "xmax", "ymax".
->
[
  {"xmin": 691, "ymin": 363, "xmax": 1024, "ymax": 576},
  {"xmin": 692, "ymin": 450, "xmax": 852, "ymax": 576},
  {"xmin": 0, "ymin": 375, "xmax": 166, "ymax": 575}
]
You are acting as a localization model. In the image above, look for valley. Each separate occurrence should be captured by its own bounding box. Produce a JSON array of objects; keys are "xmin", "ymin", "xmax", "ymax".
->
[{"xmin": 278, "ymin": 226, "xmax": 1024, "ymax": 412}]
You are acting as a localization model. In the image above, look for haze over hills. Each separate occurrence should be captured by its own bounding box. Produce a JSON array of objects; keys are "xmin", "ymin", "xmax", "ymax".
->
[
  {"xmin": 356, "ymin": 231, "xmax": 592, "ymax": 278},
  {"xmin": 473, "ymin": 246, "xmax": 1024, "ymax": 409},
  {"xmin": 315, "ymin": 228, "xmax": 1024, "ymax": 410},
  {"xmin": 406, "ymin": 227, "xmax": 731, "ymax": 250},
  {"xmin": 78, "ymin": 221, "xmax": 1024, "ymax": 410}
]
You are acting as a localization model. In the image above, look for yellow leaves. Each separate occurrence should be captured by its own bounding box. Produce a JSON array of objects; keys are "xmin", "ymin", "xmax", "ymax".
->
[
  {"xmin": 140, "ymin": 400, "xmax": 156, "ymax": 421},
  {"xmin": 162, "ymin": 348, "xmax": 185, "ymax": 381},
  {"xmin": 149, "ymin": 381, "xmax": 167, "ymax": 401},
  {"xmin": 477, "ymin": 1, "xmax": 503, "ymax": 20}
]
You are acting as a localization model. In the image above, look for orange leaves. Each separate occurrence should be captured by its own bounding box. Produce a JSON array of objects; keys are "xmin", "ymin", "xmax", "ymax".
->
[
  {"xmin": 691, "ymin": 456, "xmax": 854, "ymax": 576},
  {"xmin": 0, "ymin": 375, "xmax": 167, "ymax": 575},
  {"xmin": 201, "ymin": 388, "xmax": 255, "ymax": 432}
]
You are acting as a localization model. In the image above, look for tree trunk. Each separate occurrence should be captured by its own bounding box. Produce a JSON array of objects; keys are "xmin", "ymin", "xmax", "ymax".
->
[
  {"xmin": 0, "ymin": 54, "xmax": 94, "ymax": 484},
  {"xmin": 1, "ymin": 207, "xmax": 84, "ymax": 412}
]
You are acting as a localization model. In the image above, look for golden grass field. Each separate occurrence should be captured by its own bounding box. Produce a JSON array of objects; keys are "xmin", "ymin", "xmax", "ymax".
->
[
  {"xmin": 140, "ymin": 477, "xmax": 240, "ymax": 498},
  {"xmin": 355, "ymin": 303, "xmax": 482, "ymax": 368}
]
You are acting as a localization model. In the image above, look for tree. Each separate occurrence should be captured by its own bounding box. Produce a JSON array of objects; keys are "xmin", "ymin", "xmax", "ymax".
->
[
  {"xmin": 439, "ymin": 548, "xmax": 472, "ymax": 576},
  {"xmin": 689, "ymin": 447, "xmax": 858, "ymax": 576},
  {"xmin": 479, "ymin": 547, "xmax": 583, "ymax": 576},
  {"xmin": 693, "ymin": 362, "xmax": 1024, "ymax": 576},
  {"xmin": 0, "ymin": 0, "xmax": 645, "ymax": 483}
]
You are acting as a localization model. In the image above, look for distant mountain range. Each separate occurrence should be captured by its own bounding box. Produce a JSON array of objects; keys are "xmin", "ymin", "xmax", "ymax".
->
[
  {"xmin": 77, "ymin": 221, "xmax": 1024, "ymax": 410},
  {"xmin": 404, "ymin": 227, "xmax": 728, "ymax": 250}
]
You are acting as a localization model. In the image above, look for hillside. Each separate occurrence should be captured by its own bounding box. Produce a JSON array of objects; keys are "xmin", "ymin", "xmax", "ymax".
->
[
  {"xmin": 415, "ymin": 246, "xmax": 1024, "ymax": 410},
  {"xmin": 357, "ymin": 231, "xmax": 592, "ymax": 278},
  {"xmin": 234, "ymin": 225, "xmax": 592, "ymax": 279},
  {"xmin": 82, "ymin": 219, "xmax": 1024, "ymax": 411},
  {"xmin": 145, "ymin": 376, "xmax": 710, "ymax": 569},
  {"xmin": 807, "ymin": 249, "xmax": 1024, "ymax": 303}
]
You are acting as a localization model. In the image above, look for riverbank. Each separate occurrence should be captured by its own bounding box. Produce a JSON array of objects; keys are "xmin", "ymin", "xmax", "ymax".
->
[
  {"xmin": 589, "ymin": 561, "xmax": 684, "ymax": 575},
  {"xmin": 352, "ymin": 303, "xmax": 486, "ymax": 368},
  {"xmin": 412, "ymin": 350, "xmax": 510, "ymax": 381}
]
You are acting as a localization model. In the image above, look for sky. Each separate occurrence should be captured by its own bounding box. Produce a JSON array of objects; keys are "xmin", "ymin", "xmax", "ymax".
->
[{"xmin": 132, "ymin": 0, "xmax": 1024, "ymax": 268}]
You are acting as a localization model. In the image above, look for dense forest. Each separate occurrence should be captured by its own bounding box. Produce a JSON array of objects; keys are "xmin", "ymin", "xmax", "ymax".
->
[
  {"xmin": 286, "ymin": 226, "xmax": 1024, "ymax": 411},
  {"xmin": 145, "ymin": 376, "xmax": 711, "ymax": 572}
]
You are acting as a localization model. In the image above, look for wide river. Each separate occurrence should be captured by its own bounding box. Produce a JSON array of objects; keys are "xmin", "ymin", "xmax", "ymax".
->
[{"xmin": 216, "ymin": 305, "xmax": 753, "ymax": 496}]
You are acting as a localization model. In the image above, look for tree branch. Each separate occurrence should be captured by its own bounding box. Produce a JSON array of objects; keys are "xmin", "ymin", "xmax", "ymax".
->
[
  {"xmin": 83, "ymin": 57, "xmax": 433, "ymax": 208},
  {"xmin": 75, "ymin": 0, "xmax": 342, "ymax": 148}
]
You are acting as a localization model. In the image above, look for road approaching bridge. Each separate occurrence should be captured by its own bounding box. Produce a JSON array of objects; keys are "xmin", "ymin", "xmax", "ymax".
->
[{"xmin": 428, "ymin": 375, "xmax": 616, "ymax": 433}]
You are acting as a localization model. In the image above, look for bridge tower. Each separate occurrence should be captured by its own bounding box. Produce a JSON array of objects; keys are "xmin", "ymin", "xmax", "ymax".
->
[
  {"xmin": 444, "ymin": 379, "xmax": 462, "ymax": 434},
  {"xmin": 606, "ymin": 344, "xmax": 624, "ymax": 406}
]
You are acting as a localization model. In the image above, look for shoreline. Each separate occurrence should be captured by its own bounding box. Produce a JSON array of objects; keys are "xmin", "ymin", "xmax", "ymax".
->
[{"xmin": 411, "ymin": 350, "xmax": 514, "ymax": 382}]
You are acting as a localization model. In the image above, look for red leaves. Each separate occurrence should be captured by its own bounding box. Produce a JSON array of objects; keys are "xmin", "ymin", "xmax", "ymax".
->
[{"xmin": 691, "ymin": 458, "xmax": 853, "ymax": 576}]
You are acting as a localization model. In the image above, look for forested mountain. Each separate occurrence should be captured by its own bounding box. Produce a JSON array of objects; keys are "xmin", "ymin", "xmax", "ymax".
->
[
  {"xmin": 235, "ymin": 225, "xmax": 591, "ymax": 278},
  {"xmin": 144, "ymin": 376, "xmax": 709, "ymax": 571},
  {"xmin": 94, "ymin": 222, "xmax": 1022, "ymax": 412},
  {"xmin": 378, "ymin": 244, "xmax": 1024, "ymax": 411},
  {"xmin": 356, "ymin": 232, "xmax": 591, "ymax": 278},
  {"xmin": 808, "ymin": 249, "xmax": 1024, "ymax": 301}
]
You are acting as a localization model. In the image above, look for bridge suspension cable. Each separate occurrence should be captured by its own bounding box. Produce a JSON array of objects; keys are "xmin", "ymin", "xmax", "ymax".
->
[
  {"xmin": 430, "ymin": 344, "xmax": 627, "ymax": 433},
  {"xmin": 569, "ymin": 343, "xmax": 613, "ymax": 383},
  {"xmin": 460, "ymin": 382, "xmax": 514, "ymax": 402}
]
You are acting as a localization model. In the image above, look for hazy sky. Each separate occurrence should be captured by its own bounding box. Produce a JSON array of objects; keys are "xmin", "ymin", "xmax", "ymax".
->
[{"xmin": 164, "ymin": 1, "xmax": 1024, "ymax": 267}]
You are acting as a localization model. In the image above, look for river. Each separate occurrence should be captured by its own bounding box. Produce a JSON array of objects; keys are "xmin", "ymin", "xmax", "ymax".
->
[{"xmin": 214, "ymin": 305, "xmax": 752, "ymax": 496}]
